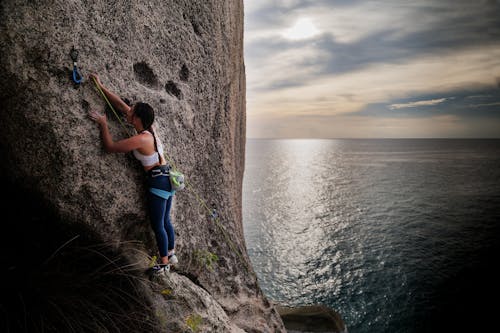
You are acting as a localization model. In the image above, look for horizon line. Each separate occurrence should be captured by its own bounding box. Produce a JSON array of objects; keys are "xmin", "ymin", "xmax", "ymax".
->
[{"xmin": 246, "ymin": 137, "xmax": 500, "ymax": 140}]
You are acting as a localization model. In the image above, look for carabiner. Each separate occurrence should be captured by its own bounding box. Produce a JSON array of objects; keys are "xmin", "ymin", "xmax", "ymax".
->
[{"xmin": 70, "ymin": 47, "xmax": 83, "ymax": 84}]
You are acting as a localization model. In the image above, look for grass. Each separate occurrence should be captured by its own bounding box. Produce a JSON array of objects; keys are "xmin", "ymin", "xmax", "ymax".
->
[
  {"xmin": 185, "ymin": 313, "xmax": 203, "ymax": 332},
  {"xmin": 0, "ymin": 179, "xmax": 162, "ymax": 333},
  {"xmin": 193, "ymin": 249, "xmax": 219, "ymax": 271},
  {"xmin": 2, "ymin": 239, "xmax": 161, "ymax": 332}
]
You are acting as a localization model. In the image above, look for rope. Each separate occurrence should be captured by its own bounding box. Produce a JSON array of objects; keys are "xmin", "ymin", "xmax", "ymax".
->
[
  {"xmin": 185, "ymin": 181, "xmax": 249, "ymax": 271},
  {"xmin": 91, "ymin": 78, "xmax": 251, "ymax": 272},
  {"xmin": 92, "ymin": 77, "xmax": 132, "ymax": 136}
]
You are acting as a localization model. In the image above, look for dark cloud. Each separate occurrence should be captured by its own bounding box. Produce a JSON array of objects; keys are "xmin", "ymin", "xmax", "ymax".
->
[
  {"xmin": 351, "ymin": 87, "xmax": 500, "ymax": 118},
  {"xmin": 246, "ymin": 1, "xmax": 500, "ymax": 91}
]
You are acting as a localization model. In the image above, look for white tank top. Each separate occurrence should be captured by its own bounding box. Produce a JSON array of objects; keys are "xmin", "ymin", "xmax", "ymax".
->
[{"xmin": 132, "ymin": 130, "xmax": 164, "ymax": 167}]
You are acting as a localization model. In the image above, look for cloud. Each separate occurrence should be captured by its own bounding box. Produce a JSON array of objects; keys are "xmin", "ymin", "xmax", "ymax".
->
[
  {"xmin": 352, "ymin": 88, "xmax": 500, "ymax": 121},
  {"xmin": 245, "ymin": 1, "xmax": 500, "ymax": 90},
  {"xmin": 389, "ymin": 98, "xmax": 450, "ymax": 110},
  {"xmin": 244, "ymin": 0, "xmax": 500, "ymax": 138},
  {"xmin": 248, "ymin": 46, "xmax": 500, "ymax": 118},
  {"xmin": 469, "ymin": 102, "xmax": 500, "ymax": 108}
]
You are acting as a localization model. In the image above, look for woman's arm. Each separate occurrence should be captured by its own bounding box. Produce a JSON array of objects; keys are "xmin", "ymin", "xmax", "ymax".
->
[
  {"xmin": 90, "ymin": 74, "xmax": 131, "ymax": 116},
  {"xmin": 89, "ymin": 110, "xmax": 145, "ymax": 153}
]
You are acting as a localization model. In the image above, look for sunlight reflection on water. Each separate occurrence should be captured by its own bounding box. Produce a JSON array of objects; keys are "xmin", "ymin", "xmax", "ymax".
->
[{"xmin": 243, "ymin": 139, "xmax": 500, "ymax": 333}]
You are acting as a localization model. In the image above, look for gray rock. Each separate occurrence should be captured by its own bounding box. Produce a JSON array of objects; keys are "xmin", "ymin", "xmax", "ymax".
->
[
  {"xmin": 148, "ymin": 265, "xmax": 246, "ymax": 332},
  {"xmin": 0, "ymin": 0, "xmax": 284, "ymax": 332},
  {"xmin": 277, "ymin": 305, "xmax": 347, "ymax": 333}
]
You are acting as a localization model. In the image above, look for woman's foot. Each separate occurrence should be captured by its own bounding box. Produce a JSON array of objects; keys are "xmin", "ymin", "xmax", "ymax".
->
[
  {"xmin": 150, "ymin": 263, "xmax": 170, "ymax": 276},
  {"xmin": 168, "ymin": 251, "xmax": 178, "ymax": 265}
]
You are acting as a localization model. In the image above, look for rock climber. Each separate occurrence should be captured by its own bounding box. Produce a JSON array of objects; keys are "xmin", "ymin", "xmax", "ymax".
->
[{"xmin": 88, "ymin": 73, "xmax": 178, "ymax": 274}]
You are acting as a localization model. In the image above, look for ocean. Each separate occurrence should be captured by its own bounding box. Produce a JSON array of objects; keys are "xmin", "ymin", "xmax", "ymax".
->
[{"xmin": 242, "ymin": 139, "xmax": 500, "ymax": 333}]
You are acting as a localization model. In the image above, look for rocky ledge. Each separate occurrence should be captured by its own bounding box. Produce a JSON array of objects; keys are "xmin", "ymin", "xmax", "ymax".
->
[{"xmin": 277, "ymin": 305, "xmax": 347, "ymax": 333}]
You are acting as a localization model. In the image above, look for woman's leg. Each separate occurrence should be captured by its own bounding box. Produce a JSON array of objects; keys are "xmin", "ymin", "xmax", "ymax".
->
[
  {"xmin": 147, "ymin": 192, "xmax": 169, "ymax": 264},
  {"xmin": 164, "ymin": 196, "xmax": 175, "ymax": 253}
]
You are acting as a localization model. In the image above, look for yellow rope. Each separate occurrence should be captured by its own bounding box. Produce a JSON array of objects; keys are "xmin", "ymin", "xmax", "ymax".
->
[
  {"xmin": 92, "ymin": 77, "xmax": 132, "ymax": 136},
  {"xmin": 92, "ymin": 78, "xmax": 250, "ymax": 272},
  {"xmin": 185, "ymin": 181, "xmax": 249, "ymax": 270}
]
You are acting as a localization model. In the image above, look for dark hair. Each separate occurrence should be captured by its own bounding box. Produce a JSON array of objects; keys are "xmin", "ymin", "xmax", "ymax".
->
[
  {"xmin": 133, "ymin": 102, "xmax": 161, "ymax": 161},
  {"xmin": 133, "ymin": 102, "xmax": 155, "ymax": 130}
]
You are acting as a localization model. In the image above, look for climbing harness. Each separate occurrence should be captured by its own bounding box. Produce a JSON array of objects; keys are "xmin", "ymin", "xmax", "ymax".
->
[
  {"xmin": 149, "ymin": 187, "xmax": 175, "ymax": 200},
  {"xmin": 70, "ymin": 47, "xmax": 83, "ymax": 84},
  {"xmin": 91, "ymin": 78, "xmax": 251, "ymax": 273}
]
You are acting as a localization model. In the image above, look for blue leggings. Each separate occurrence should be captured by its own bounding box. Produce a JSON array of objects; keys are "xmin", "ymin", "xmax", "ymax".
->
[{"xmin": 147, "ymin": 166, "xmax": 175, "ymax": 257}]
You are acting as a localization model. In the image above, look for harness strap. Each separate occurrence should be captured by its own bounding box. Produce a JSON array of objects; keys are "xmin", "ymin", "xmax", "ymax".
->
[{"xmin": 149, "ymin": 187, "xmax": 175, "ymax": 200}]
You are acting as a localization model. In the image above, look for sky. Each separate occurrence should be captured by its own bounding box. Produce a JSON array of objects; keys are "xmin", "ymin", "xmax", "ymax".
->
[{"xmin": 243, "ymin": 0, "xmax": 500, "ymax": 138}]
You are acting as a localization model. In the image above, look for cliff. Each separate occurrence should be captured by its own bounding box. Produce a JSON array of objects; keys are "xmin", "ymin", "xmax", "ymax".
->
[{"xmin": 0, "ymin": 0, "xmax": 285, "ymax": 332}]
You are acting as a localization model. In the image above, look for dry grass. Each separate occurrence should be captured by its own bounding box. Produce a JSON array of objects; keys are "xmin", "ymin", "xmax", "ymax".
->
[{"xmin": 0, "ymin": 180, "xmax": 162, "ymax": 333}]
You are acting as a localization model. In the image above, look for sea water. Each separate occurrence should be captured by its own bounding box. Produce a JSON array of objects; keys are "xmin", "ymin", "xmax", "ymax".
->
[{"xmin": 242, "ymin": 139, "xmax": 500, "ymax": 333}]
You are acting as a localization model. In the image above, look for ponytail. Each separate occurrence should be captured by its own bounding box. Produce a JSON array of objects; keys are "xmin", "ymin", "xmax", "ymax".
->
[
  {"xmin": 134, "ymin": 102, "xmax": 161, "ymax": 162},
  {"xmin": 150, "ymin": 126, "xmax": 161, "ymax": 163}
]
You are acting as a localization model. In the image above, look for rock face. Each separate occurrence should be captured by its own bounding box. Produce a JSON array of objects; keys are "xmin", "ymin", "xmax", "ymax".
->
[
  {"xmin": 0, "ymin": 1, "xmax": 284, "ymax": 332},
  {"xmin": 277, "ymin": 305, "xmax": 347, "ymax": 333}
]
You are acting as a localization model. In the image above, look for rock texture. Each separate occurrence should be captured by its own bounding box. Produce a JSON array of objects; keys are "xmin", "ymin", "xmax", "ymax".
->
[
  {"xmin": 277, "ymin": 305, "xmax": 347, "ymax": 333},
  {"xmin": 0, "ymin": 0, "xmax": 284, "ymax": 332}
]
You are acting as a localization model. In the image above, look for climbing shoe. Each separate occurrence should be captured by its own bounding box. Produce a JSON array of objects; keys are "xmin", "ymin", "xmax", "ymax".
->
[
  {"xmin": 151, "ymin": 264, "xmax": 170, "ymax": 275},
  {"xmin": 168, "ymin": 254, "xmax": 179, "ymax": 265}
]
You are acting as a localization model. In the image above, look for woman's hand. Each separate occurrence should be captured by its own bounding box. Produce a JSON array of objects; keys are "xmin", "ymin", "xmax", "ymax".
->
[
  {"xmin": 88, "ymin": 110, "xmax": 107, "ymax": 127},
  {"xmin": 89, "ymin": 73, "xmax": 103, "ymax": 87}
]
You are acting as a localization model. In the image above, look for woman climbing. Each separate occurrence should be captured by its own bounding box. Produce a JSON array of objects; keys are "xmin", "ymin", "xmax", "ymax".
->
[{"xmin": 88, "ymin": 73, "xmax": 178, "ymax": 274}]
